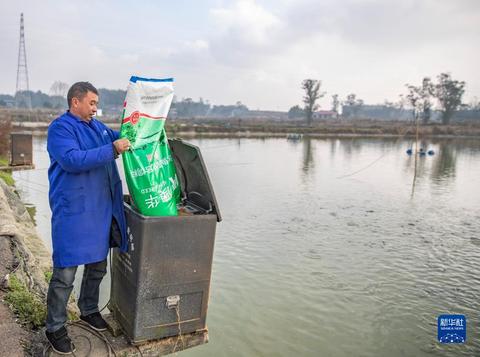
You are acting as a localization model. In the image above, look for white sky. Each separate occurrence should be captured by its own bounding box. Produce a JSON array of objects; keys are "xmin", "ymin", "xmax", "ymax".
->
[{"xmin": 0, "ymin": 0, "xmax": 479, "ymax": 110}]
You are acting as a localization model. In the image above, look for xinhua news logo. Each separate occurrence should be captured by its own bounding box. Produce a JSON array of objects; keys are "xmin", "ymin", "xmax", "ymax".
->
[{"xmin": 438, "ymin": 314, "xmax": 466, "ymax": 344}]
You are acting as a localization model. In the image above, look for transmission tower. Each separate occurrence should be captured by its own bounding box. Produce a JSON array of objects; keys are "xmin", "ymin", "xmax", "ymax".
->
[{"xmin": 16, "ymin": 13, "xmax": 31, "ymax": 109}]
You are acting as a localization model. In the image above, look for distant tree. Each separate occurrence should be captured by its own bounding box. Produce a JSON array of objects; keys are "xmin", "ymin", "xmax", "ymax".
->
[
  {"xmin": 433, "ymin": 73, "xmax": 466, "ymax": 125},
  {"xmin": 407, "ymin": 77, "xmax": 434, "ymax": 124},
  {"xmin": 288, "ymin": 105, "xmax": 305, "ymax": 119},
  {"xmin": 419, "ymin": 77, "xmax": 434, "ymax": 124},
  {"xmin": 302, "ymin": 79, "xmax": 325, "ymax": 125},
  {"xmin": 98, "ymin": 88, "xmax": 127, "ymax": 108},
  {"xmin": 14, "ymin": 90, "xmax": 31, "ymax": 109},
  {"xmin": 467, "ymin": 97, "xmax": 480, "ymax": 110},
  {"xmin": 233, "ymin": 101, "xmax": 249, "ymax": 116},
  {"xmin": 331, "ymin": 94, "xmax": 340, "ymax": 119},
  {"xmin": 210, "ymin": 104, "xmax": 248, "ymax": 117},
  {"xmin": 50, "ymin": 81, "xmax": 69, "ymax": 97},
  {"xmin": 342, "ymin": 93, "xmax": 364, "ymax": 118},
  {"xmin": 0, "ymin": 116, "xmax": 12, "ymax": 157},
  {"xmin": 344, "ymin": 93, "xmax": 357, "ymax": 106},
  {"xmin": 405, "ymin": 84, "xmax": 422, "ymax": 123},
  {"xmin": 396, "ymin": 94, "xmax": 406, "ymax": 110},
  {"xmin": 174, "ymin": 97, "xmax": 211, "ymax": 117},
  {"xmin": 384, "ymin": 100, "xmax": 395, "ymax": 108},
  {"xmin": 0, "ymin": 94, "xmax": 14, "ymax": 104}
]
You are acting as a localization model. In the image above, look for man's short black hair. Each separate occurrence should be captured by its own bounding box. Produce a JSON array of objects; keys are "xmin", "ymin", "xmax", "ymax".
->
[{"xmin": 67, "ymin": 82, "xmax": 98, "ymax": 108}]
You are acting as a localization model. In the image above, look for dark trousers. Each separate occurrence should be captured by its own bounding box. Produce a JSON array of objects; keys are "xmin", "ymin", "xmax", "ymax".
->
[{"xmin": 46, "ymin": 259, "xmax": 107, "ymax": 332}]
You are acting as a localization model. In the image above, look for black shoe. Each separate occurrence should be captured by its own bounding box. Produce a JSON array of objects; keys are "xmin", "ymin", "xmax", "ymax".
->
[
  {"xmin": 45, "ymin": 326, "xmax": 76, "ymax": 355},
  {"xmin": 80, "ymin": 312, "xmax": 108, "ymax": 331}
]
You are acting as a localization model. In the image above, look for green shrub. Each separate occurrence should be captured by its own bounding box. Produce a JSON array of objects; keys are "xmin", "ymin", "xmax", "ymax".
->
[
  {"xmin": 4, "ymin": 275, "xmax": 46, "ymax": 329},
  {"xmin": 44, "ymin": 271, "xmax": 52, "ymax": 283}
]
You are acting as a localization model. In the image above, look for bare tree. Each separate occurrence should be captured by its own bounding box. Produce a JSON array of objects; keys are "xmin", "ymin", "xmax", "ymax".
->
[
  {"xmin": 407, "ymin": 78, "xmax": 434, "ymax": 124},
  {"xmin": 405, "ymin": 84, "xmax": 422, "ymax": 123},
  {"xmin": 405, "ymin": 78, "xmax": 435, "ymax": 124},
  {"xmin": 419, "ymin": 77, "xmax": 434, "ymax": 124},
  {"xmin": 396, "ymin": 94, "xmax": 406, "ymax": 110},
  {"xmin": 302, "ymin": 79, "xmax": 325, "ymax": 125},
  {"xmin": 467, "ymin": 96, "xmax": 480, "ymax": 110},
  {"xmin": 331, "ymin": 94, "xmax": 340, "ymax": 119},
  {"xmin": 434, "ymin": 73, "xmax": 465, "ymax": 125},
  {"xmin": 50, "ymin": 81, "xmax": 69, "ymax": 98}
]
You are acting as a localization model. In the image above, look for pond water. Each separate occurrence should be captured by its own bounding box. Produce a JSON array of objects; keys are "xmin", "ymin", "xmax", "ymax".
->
[{"xmin": 13, "ymin": 135, "xmax": 480, "ymax": 356}]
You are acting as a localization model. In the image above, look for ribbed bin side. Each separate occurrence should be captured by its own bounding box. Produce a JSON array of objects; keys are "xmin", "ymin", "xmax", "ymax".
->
[{"xmin": 111, "ymin": 201, "xmax": 217, "ymax": 343}]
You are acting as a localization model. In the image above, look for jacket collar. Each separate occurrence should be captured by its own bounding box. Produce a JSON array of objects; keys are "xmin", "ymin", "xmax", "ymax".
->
[{"xmin": 65, "ymin": 110, "xmax": 96, "ymax": 125}]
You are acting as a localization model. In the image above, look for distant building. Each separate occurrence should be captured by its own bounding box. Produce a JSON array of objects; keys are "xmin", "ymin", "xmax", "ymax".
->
[
  {"xmin": 244, "ymin": 110, "xmax": 288, "ymax": 120},
  {"xmin": 342, "ymin": 105, "xmax": 413, "ymax": 121},
  {"xmin": 312, "ymin": 110, "xmax": 337, "ymax": 120},
  {"xmin": 452, "ymin": 109, "xmax": 480, "ymax": 121},
  {"xmin": 1, "ymin": 99, "xmax": 16, "ymax": 108},
  {"xmin": 168, "ymin": 107, "xmax": 178, "ymax": 119}
]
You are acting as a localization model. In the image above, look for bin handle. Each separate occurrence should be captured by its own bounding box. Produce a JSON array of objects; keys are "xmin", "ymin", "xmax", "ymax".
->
[{"xmin": 187, "ymin": 191, "xmax": 213, "ymax": 214}]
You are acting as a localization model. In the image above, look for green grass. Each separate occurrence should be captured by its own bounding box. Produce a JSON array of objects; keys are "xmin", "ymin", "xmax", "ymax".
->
[
  {"xmin": 0, "ymin": 156, "xmax": 14, "ymax": 186},
  {"xmin": 44, "ymin": 271, "xmax": 52, "ymax": 283},
  {"xmin": 0, "ymin": 170, "xmax": 14, "ymax": 186},
  {"xmin": 0, "ymin": 156, "xmax": 8, "ymax": 166},
  {"xmin": 4, "ymin": 275, "xmax": 46, "ymax": 329}
]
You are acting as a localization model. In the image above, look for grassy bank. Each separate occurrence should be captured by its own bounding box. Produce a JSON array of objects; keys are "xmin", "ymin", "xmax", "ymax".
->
[
  {"xmin": 4, "ymin": 275, "xmax": 46, "ymax": 329},
  {"xmin": 164, "ymin": 119, "xmax": 480, "ymax": 138},
  {"xmin": 0, "ymin": 156, "xmax": 14, "ymax": 186},
  {"xmin": 12, "ymin": 118, "xmax": 480, "ymax": 138}
]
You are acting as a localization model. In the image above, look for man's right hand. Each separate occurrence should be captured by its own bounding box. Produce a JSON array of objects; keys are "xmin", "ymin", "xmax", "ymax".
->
[{"xmin": 113, "ymin": 138, "xmax": 131, "ymax": 154}]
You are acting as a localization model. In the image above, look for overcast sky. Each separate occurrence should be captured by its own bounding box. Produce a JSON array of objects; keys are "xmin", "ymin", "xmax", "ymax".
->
[{"xmin": 0, "ymin": 0, "xmax": 479, "ymax": 110}]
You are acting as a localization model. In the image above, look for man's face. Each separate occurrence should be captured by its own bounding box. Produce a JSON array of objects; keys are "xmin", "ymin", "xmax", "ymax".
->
[{"xmin": 71, "ymin": 91, "xmax": 98, "ymax": 121}]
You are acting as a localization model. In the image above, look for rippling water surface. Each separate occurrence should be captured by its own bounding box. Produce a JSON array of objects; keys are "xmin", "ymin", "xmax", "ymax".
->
[{"xmin": 13, "ymin": 136, "xmax": 480, "ymax": 356}]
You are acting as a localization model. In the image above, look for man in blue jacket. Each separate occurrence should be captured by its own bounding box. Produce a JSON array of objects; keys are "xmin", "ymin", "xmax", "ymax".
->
[{"xmin": 45, "ymin": 82, "xmax": 130, "ymax": 354}]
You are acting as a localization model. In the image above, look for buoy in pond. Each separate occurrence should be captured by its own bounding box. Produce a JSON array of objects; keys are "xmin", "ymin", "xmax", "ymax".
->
[
  {"xmin": 427, "ymin": 150, "xmax": 435, "ymax": 155},
  {"xmin": 406, "ymin": 149, "xmax": 413, "ymax": 155}
]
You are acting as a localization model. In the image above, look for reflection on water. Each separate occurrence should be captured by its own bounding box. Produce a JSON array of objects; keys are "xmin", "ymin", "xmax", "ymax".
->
[
  {"xmin": 13, "ymin": 135, "xmax": 480, "ymax": 357},
  {"xmin": 431, "ymin": 142, "xmax": 457, "ymax": 182},
  {"xmin": 302, "ymin": 137, "xmax": 314, "ymax": 174}
]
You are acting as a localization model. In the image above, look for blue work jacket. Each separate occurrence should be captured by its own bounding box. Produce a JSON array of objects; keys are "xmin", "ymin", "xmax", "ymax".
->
[{"xmin": 47, "ymin": 111, "xmax": 128, "ymax": 267}]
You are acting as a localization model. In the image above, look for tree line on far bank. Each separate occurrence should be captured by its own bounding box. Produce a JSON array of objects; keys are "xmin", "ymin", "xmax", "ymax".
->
[
  {"xmin": 1, "ymin": 73, "xmax": 478, "ymax": 124},
  {"xmin": 294, "ymin": 72, "xmax": 475, "ymax": 125},
  {"xmin": 0, "ymin": 82, "xmax": 250, "ymax": 119},
  {"xmin": 0, "ymin": 85, "xmax": 127, "ymax": 112}
]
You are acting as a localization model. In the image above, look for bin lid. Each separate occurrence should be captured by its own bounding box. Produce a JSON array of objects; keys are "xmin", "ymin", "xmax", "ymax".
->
[{"xmin": 169, "ymin": 138, "xmax": 222, "ymax": 222}]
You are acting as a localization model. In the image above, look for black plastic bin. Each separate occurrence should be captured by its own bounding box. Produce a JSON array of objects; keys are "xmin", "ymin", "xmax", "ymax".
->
[{"xmin": 110, "ymin": 138, "xmax": 221, "ymax": 344}]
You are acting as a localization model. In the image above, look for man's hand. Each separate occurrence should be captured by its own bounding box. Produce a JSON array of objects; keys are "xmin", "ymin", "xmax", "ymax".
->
[{"xmin": 113, "ymin": 138, "xmax": 131, "ymax": 154}]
